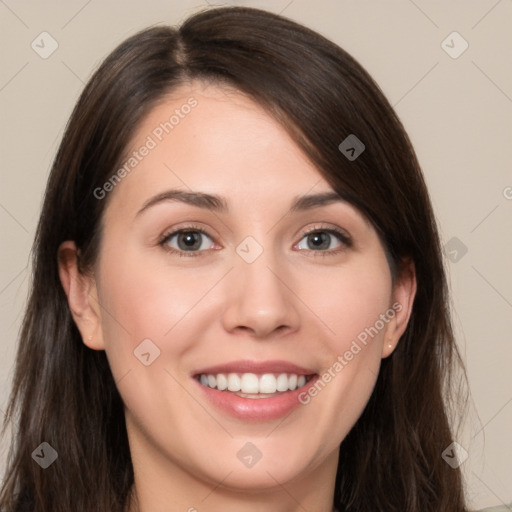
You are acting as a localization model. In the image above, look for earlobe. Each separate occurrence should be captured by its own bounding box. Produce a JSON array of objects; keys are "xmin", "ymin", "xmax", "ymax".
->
[
  {"xmin": 382, "ymin": 258, "xmax": 417, "ymax": 358},
  {"xmin": 57, "ymin": 241, "xmax": 105, "ymax": 350}
]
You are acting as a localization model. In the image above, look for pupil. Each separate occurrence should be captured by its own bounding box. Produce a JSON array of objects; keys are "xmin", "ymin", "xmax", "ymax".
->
[
  {"xmin": 179, "ymin": 231, "xmax": 201, "ymax": 250},
  {"xmin": 309, "ymin": 232, "xmax": 329, "ymax": 250}
]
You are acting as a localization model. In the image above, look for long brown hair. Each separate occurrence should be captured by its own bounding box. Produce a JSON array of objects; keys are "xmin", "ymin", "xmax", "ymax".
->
[{"xmin": 1, "ymin": 6, "xmax": 468, "ymax": 511}]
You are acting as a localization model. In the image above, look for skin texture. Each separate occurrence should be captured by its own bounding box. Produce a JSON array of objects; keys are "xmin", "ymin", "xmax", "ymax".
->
[{"xmin": 58, "ymin": 81, "xmax": 416, "ymax": 512}]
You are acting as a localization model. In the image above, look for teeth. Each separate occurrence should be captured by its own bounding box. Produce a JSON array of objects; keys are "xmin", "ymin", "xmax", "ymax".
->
[
  {"xmin": 217, "ymin": 373, "xmax": 228, "ymax": 391},
  {"xmin": 259, "ymin": 374, "xmax": 277, "ymax": 393},
  {"xmin": 276, "ymin": 373, "xmax": 289, "ymax": 392},
  {"xmin": 198, "ymin": 372, "xmax": 311, "ymax": 394},
  {"xmin": 227, "ymin": 373, "xmax": 241, "ymax": 392},
  {"xmin": 240, "ymin": 373, "xmax": 259, "ymax": 393}
]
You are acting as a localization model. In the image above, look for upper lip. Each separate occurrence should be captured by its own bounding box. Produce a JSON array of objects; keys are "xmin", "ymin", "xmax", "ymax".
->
[{"xmin": 193, "ymin": 360, "xmax": 317, "ymax": 376}]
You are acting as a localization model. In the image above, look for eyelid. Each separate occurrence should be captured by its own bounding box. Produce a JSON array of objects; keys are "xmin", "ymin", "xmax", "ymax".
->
[
  {"xmin": 298, "ymin": 223, "xmax": 352, "ymax": 247},
  {"xmin": 159, "ymin": 222, "xmax": 212, "ymax": 241},
  {"xmin": 158, "ymin": 223, "xmax": 217, "ymax": 250}
]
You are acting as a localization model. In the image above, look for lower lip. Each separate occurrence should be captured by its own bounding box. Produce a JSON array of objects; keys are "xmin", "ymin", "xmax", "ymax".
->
[{"xmin": 193, "ymin": 375, "xmax": 319, "ymax": 422}]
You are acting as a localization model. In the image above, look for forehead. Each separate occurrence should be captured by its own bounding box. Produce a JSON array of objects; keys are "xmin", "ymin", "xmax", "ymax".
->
[{"xmin": 104, "ymin": 80, "xmax": 339, "ymax": 215}]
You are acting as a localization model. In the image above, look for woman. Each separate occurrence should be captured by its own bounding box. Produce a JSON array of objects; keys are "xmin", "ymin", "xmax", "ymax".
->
[{"xmin": 0, "ymin": 6, "xmax": 473, "ymax": 512}]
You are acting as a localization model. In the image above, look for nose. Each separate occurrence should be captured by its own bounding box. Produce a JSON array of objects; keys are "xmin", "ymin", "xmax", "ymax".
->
[{"xmin": 221, "ymin": 246, "xmax": 301, "ymax": 340}]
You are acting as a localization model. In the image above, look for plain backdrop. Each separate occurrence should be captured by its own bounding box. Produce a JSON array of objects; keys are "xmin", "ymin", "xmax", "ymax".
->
[{"xmin": 0, "ymin": 1, "xmax": 511, "ymax": 510}]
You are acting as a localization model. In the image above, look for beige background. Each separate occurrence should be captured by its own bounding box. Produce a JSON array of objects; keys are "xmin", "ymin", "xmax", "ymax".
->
[{"xmin": 0, "ymin": 1, "xmax": 511, "ymax": 509}]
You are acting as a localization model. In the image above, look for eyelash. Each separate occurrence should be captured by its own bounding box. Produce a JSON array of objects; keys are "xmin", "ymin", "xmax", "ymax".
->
[
  {"xmin": 158, "ymin": 223, "xmax": 211, "ymax": 258},
  {"xmin": 158, "ymin": 223, "xmax": 352, "ymax": 258}
]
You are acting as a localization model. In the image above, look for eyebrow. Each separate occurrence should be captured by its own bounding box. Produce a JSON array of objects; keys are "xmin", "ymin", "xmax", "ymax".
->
[{"xmin": 136, "ymin": 189, "xmax": 347, "ymax": 217}]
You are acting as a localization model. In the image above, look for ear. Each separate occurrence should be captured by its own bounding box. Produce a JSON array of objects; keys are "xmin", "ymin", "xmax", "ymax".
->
[
  {"xmin": 381, "ymin": 258, "xmax": 417, "ymax": 358},
  {"xmin": 58, "ymin": 241, "xmax": 105, "ymax": 350}
]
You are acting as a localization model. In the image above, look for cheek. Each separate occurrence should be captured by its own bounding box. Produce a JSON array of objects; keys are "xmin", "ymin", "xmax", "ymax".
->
[
  {"xmin": 304, "ymin": 258, "xmax": 392, "ymax": 353},
  {"xmin": 94, "ymin": 251, "xmax": 219, "ymax": 431},
  {"xmin": 95, "ymin": 248, "xmax": 226, "ymax": 369},
  {"xmin": 293, "ymin": 262, "xmax": 392, "ymax": 443}
]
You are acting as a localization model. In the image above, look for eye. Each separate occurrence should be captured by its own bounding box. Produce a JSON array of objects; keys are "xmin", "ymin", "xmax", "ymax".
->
[
  {"xmin": 159, "ymin": 226, "xmax": 216, "ymax": 257},
  {"xmin": 295, "ymin": 226, "xmax": 351, "ymax": 255},
  {"xmin": 158, "ymin": 224, "xmax": 351, "ymax": 258}
]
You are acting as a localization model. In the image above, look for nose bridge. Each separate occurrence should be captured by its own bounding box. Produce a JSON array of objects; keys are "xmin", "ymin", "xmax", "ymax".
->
[{"xmin": 221, "ymin": 234, "xmax": 301, "ymax": 337}]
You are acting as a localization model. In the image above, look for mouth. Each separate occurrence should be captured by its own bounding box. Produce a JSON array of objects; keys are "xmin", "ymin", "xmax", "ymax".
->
[
  {"xmin": 192, "ymin": 360, "xmax": 319, "ymax": 421},
  {"xmin": 194, "ymin": 372, "xmax": 315, "ymax": 398}
]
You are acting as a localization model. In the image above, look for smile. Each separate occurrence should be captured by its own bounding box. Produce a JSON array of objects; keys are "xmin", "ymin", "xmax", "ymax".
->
[
  {"xmin": 196, "ymin": 372, "xmax": 313, "ymax": 397},
  {"xmin": 192, "ymin": 360, "xmax": 319, "ymax": 421}
]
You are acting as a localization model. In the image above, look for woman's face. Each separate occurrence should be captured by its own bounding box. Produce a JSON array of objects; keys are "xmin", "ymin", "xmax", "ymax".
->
[{"xmin": 63, "ymin": 81, "xmax": 414, "ymax": 503}]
